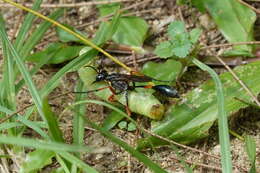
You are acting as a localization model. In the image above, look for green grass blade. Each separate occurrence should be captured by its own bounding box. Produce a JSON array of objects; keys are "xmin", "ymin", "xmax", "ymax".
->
[
  {"xmin": 19, "ymin": 8, "xmax": 64, "ymax": 58},
  {"xmin": 0, "ymin": 104, "xmax": 49, "ymax": 140},
  {"xmin": 73, "ymin": 80, "xmax": 85, "ymax": 147},
  {"xmin": 0, "ymin": 121, "xmax": 46, "ymax": 131},
  {"xmin": 0, "ymin": 22, "xmax": 44, "ymax": 114},
  {"xmin": 42, "ymin": 99, "xmax": 64, "ymax": 142},
  {"xmin": 192, "ymin": 58, "xmax": 232, "ymax": 172},
  {"xmin": 0, "ymin": 15, "xmax": 16, "ymax": 110},
  {"xmin": 40, "ymin": 49, "xmax": 98, "ymax": 97},
  {"xmin": 17, "ymin": 115, "xmax": 49, "ymax": 139},
  {"xmin": 58, "ymin": 152, "xmax": 99, "ymax": 173},
  {"xmin": 0, "ymin": 135, "xmax": 91, "ymax": 152},
  {"xmin": 0, "ymin": 19, "xmax": 64, "ymax": 143},
  {"xmin": 0, "ymin": 122, "xmax": 23, "ymax": 131},
  {"xmin": 245, "ymin": 135, "xmax": 256, "ymax": 173},
  {"xmin": 14, "ymin": 0, "xmax": 42, "ymax": 52},
  {"xmin": 68, "ymin": 100, "xmax": 168, "ymax": 173},
  {"xmin": 15, "ymin": 49, "xmax": 55, "ymax": 93},
  {"xmin": 56, "ymin": 154, "xmax": 70, "ymax": 173}
]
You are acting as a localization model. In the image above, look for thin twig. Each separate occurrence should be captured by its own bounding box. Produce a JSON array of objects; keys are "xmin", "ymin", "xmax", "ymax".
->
[
  {"xmin": 131, "ymin": 50, "xmax": 138, "ymax": 70},
  {"xmin": 169, "ymin": 155, "xmax": 222, "ymax": 171},
  {"xmin": 141, "ymin": 128, "xmax": 248, "ymax": 172},
  {"xmin": 0, "ymin": 0, "xmax": 134, "ymax": 8},
  {"xmin": 234, "ymin": 97, "xmax": 260, "ymax": 109},
  {"xmin": 200, "ymin": 41, "xmax": 260, "ymax": 50},
  {"xmin": 0, "ymin": 91, "xmax": 74, "ymax": 124},
  {"xmin": 215, "ymin": 56, "xmax": 260, "ymax": 107},
  {"xmin": 236, "ymin": 0, "xmax": 260, "ymax": 14},
  {"xmin": 0, "ymin": 104, "xmax": 33, "ymax": 123}
]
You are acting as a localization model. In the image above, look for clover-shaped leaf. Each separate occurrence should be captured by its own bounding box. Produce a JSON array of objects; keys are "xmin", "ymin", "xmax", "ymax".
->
[
  {"xmin": 167, "ymin": 21, "xmax": 186, "ymax": 39},
  {"xmin": 171, "ymin": 33, "xmax": 192, "ymax": 58},
  {"xmin": 155, "ymin": 21, "xmax": 201, "ymax": 59},
  {"xmin": 154, "ymin": 41, "xmax": 175, "ymax": 58},
  {"xmin": 189, "ymin": 28, "xmax": 202, "ymax": 44}
]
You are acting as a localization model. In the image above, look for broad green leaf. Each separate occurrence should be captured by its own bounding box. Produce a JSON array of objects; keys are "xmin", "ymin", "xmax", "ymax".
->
[
  {"xmin": 56, "ymin": 24, "xmax": 86, "ymax": 43},
  {"xmin": 97, "ymin": 2, "xmax": 148, "ymax": 48},
  {"xmin": 191, "ymin": 0, "xmax": 206, "ymax": 12},
  {"xmin": 202, "ymin": 0, "xmax": 256, "ymax": 52},
  {"xmin": 118, "ymin": 121, "xmax": 127, "ymax": 129},
  {"xmin": 127, "ymin": 122, "xmax": 136, "ymax": 131},
  {"xmin": 171, "ymin": 33, "xmax": 192, "ymax": 58},
  {"xmin": 112, "ymin": 16, "xmax": 149, "ymax": 47},
  {"xmin": 142, "ymin": 59, "xmax": 182, "ymax": 85},
  {"xmin": 245, "ymin": 135, "xmax": 256, "ymax": 173},
  {"xmin": 154, "ymin": 41, "xmax": 174, "ymax": 58},
  {"xmin": 138, "ymin": 61, "xmax": 260, "ymax": 148},
  {"xmin": 102, "ymin": 109, "xmax": 124, "ymax": 131},
  {"xmin": 189, "ymin": 28, "xmax": 202, "ymax": 44},
  {"xmin": 20, "ymin": 150, "xmax": 54, "ymax": 173},
  {"xmin": 91, "ymin": 11, "xmax": 121, "ymax": 46},
  {"xmin": 97, "ymin": 2, "xmax": 120, "ymax": 17},
  {"xmin": 157, "ymin": 21, "xmax": 193, "ymax": 58},
  {"xmin": 167, "ymin": 21, "xmax": 186, "ymax": 40},
  {"xmin": 27, "ymin": 42, "xmax": 84, "ymax": 64}
]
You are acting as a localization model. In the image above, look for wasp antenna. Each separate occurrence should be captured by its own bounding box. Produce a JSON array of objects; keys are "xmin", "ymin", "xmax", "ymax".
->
[{"xmin": 85, "ymin": 66, "xmax": 98, "ymax": 73}]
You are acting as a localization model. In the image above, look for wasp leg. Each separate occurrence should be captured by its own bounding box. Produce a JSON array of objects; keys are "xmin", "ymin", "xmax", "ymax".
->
[
  {"xmin": 108, "ymin": 87, "xmax": 124, "ymax": 102},
  {"xmin": 108, "ymin": 86, "xmax": 118, "ymax": 102}
]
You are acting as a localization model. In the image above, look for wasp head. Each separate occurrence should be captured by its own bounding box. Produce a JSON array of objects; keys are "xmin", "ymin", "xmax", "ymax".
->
[{"xmin": 94, "ymin": 70, "xmax": 108, "ymax": 83}]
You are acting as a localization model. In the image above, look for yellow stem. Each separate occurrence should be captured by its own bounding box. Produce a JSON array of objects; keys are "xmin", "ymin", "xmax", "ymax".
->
[
  {"xmin": 2, "ymin": 0, "xmax": 132, "ymax": 72},
  {"xmin": 229, "ymin": 129, "xmax": 244, "ymax": 141}
]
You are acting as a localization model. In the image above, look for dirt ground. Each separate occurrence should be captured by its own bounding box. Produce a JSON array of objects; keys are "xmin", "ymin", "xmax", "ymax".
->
[{"xmin": 0, "ymin": 0, "xmax": 259, "ymax": 172}]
